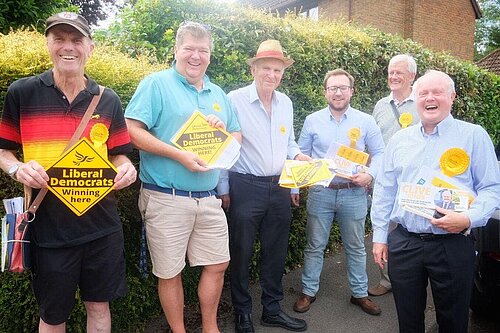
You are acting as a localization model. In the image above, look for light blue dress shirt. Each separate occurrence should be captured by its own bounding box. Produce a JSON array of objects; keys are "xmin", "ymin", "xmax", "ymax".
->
[
  {"xmin": 371, "ymin": 115, "xmax": 500, "ymax": 243},
  {"xmin": 298, "ymin": 106, "xmax": 385, "ymax": 182},
  {"xmin": 125, "ymin": 63, "xmax": 240, "ymax": 191},
  {"xmin": 217, "ymin": 82, "xmax": 301, "ymax": 195}
]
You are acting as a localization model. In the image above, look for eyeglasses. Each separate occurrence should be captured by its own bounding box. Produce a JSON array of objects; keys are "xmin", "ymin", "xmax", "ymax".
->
[{"xmin": 326, "ymin": 85, "xmax": 351, "ymax": 93}]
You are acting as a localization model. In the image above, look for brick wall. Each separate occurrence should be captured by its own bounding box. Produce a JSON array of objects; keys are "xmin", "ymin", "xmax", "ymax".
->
[
  {"xmin": 318, "ymin": 0, "xmax": 477, "ymax": 60},
  {"xmin": 320, "ymin": 0, "xmax": 351, "ymax": 21},
  {"xmin": 353, "ymin": 0, "xmax": 408, "ymax": 35},
  {"xmin": 411, "ymin": 0, "xmax": 476, "ymax": 60}
]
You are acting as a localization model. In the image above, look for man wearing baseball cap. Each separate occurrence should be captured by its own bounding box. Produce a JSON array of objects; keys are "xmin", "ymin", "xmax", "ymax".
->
[
  {"xmin": 218, "ymin": 39, "xmax": 310, "ymax": 332},
  {"xmin": 0, "ymin": 11, "xmax": 136, "ymax": 332},
  {"xmin": 45, "ymin": 11, "xmax": 92, "ymax": 38}
]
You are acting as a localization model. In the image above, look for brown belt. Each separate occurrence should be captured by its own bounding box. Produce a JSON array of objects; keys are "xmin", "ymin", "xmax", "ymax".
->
[{"xmin": 327, "ymin": 182, "xmax": 359, "ymax": 190}]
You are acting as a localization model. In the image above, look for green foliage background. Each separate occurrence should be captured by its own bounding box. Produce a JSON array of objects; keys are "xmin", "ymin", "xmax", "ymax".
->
[
  {"xmin": 0, "ymin": 0, "xmax": 74, "ymax": 35},
  {"xmin": 0, "ymin": 0, "xmax": 499, "ymax": 331},
  {"xmin": 99, "ymin": 0, "xmax": 499, "ymax": 144}
]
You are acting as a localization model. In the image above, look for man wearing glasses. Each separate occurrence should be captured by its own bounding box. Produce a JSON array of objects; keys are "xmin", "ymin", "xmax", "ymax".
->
[
  {"xmin": 293, "ymin": 69, "xmax": 385, "ymax": 316},
  {"xmin": 368, "ymin": 54, "xmax": 419, "ymax": 297}
]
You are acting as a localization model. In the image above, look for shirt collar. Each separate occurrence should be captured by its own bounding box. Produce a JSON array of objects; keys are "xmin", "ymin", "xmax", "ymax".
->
[
  {"xmin": 389, "ymin": 88, "xmax": 415, "ymax": 105},
  {"xmin": 248, "ymin": 81, "xmax": 277, "ymax": 105},
  {"xmin": 327, "ymin": 105, "xmax": 352, "ymax": 121},
  {"xmin": 418, "ymin": 113, "xmax": 454, "ymax": 136},
  {"xmin": 172, "ymin": 60, "xmax": 211, "ymax": 92},
  {"xmin": 39, "ymin": 69, "xmax": 99, "ymax": 95}
]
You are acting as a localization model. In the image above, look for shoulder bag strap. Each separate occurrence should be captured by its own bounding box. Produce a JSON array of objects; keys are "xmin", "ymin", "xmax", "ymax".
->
[
  {"xmin": 26, "ymin": 86, "xmax": 105, "ymax": 215},
  {"xmin": 390, "ymin": 101, "xmax": 402, "ymax": 129}
]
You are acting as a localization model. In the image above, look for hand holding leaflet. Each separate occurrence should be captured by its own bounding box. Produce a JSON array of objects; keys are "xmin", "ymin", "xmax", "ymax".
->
[
  {"xmin": 324, "ymin": 141, "xmax": 369, "ymax": 179},
  {"xmin": 171, "ymin": 111, "xmax": 241, "ymax": 169}
]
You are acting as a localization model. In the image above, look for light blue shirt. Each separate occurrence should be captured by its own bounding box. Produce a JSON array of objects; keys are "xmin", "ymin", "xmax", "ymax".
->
[
  {"xmin": 298, "ymin": 106, "xmax": 385, "ymax": 182},
  {"xmin": 125, "ymin": 63, "xmax": 240, "ymax": 191},
  {"xmin": 217, "ymin": 82, "xmax": 301, "ymax": 195},
  {"xmin": 371, "ymin": 115, "xmax": 500, "ymax": 243}
]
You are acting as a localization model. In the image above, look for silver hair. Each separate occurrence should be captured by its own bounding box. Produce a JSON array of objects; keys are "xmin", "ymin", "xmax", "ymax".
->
[
  {"xmin": 414, "ymin": 69, "xmax": 456, "ymax": 95},
  {"xmin": 389, "ymin": 54, "xmax": 417, "ymax": 74},
  {"xmin": 175, "ymin": 21, "xmax": 214, "ymax": 51}
]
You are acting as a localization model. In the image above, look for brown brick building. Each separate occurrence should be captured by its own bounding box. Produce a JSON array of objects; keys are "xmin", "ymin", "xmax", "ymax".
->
[{"xmin": 239, "ymin": 0, "xmax": 482, "ymax": 60}]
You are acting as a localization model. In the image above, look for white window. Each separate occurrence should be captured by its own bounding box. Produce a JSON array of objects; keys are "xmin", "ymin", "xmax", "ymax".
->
[{"xmin": 298, "ymin": 6, "xmax": 318, "ymax": 20}]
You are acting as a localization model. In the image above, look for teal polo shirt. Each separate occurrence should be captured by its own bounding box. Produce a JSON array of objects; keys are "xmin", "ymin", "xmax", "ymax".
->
[{"xmin": 125, "ymin": 64, "xmax": 240, "ymax": 191}]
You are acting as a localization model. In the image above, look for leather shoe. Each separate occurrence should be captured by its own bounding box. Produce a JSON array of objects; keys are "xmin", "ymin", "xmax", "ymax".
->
[
  {"xmin": 350, "ymin": 296, "xmax": 381, "ymax": 315},
  {"xmin": 368, "ymin": 283, "xmax": 391, "ymax": 296},
  {"xmin": 261, "ymin": 310, "xmax": 307, "ymax": 332},
  {"xmin": 235, "ymin": 313, "xmax": 255, "ymax": 333},
  {"xmin": 293, "ymin": 293, "xmax": 316, "ymax": 313}
]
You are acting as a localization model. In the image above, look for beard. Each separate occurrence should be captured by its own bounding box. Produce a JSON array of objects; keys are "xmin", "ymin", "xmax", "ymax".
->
[{"xmin": 328, "ymin": 99, "xmax": 350, "ymax": 113}]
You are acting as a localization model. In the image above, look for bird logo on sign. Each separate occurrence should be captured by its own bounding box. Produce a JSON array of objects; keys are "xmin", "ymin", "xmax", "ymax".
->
[{"xmin": 73, "ymin": 151, "xmax": 95, "ymax": 166}]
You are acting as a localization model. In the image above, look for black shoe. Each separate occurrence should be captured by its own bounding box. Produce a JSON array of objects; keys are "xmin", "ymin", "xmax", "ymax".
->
[
  {"xmin": 235, "ymin": 313, "xmax": 255, "ymax": 333},
  {"xmin": 261, "ymin": 310, "xmax": 307, "ymax": 332}
]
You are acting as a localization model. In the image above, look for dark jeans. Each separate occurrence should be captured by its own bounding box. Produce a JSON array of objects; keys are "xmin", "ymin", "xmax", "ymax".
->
[
  {"xmin": 388, "ymin": 225, "xmax": 474, "ymax": 333},
  {"xmin": 228, "ymin": 172, "xmax": 292, "ymax": 316}
]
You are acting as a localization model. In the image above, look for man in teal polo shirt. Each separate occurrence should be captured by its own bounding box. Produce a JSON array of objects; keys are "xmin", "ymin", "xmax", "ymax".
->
[{"xmin": 125, "ymin": 21, "xmax": 241, "ymax": 333}]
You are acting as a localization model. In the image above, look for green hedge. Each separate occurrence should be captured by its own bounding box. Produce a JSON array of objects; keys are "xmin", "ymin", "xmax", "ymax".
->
[
  {"xmin": 100, "ymin": 0, "xmax": 500, "ymax": 145},
  {"xmin": 1, "ymin": 0, "xmax": 499, "ymax": 331}
]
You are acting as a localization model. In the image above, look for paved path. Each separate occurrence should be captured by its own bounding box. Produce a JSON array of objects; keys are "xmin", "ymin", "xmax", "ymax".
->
[
  {"xmin": 218, "ymin": 236, "xmax": 437, "ymax": 333},
  {"xmin": 144, "ymin": 235, "xmax": 499, "ymax": 332}
]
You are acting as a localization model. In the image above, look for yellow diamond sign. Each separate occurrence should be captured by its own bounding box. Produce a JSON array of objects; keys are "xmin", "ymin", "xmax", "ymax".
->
[
  {"xmin": 45, "ymin": 138, "xmax": 117, "ymax": 216},
  {"xmin": 171, "ymin": 111, "xmax": 230, "ymax": 164}
]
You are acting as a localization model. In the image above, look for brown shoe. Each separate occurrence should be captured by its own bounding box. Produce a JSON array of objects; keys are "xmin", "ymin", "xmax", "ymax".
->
[
  {"xmin": 350, "ymin": 296, "xmax": 381, "ymax": 316},
  {"xmin": 368, "ymin": 283, "xmax": 391, "ymax": 296},
  {"xmin": 293, "ymin": 293, "xmax": 316, "ymax": 313}
]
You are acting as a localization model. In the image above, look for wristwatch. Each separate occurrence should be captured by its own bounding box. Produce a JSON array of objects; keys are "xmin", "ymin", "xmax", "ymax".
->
[{"xmin": 8, "ymin": 163, "xmax": 22, "ymax": 180}]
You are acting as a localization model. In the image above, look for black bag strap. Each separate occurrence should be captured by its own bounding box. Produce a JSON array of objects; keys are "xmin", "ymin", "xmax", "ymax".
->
[{"xmin": 390, "ymin": 101, "xmax": 402, "ymax": 129}]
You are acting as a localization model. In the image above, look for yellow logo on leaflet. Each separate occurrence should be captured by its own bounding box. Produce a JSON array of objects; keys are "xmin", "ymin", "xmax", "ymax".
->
[
  {"xmin": 172, "ymin": 111, "xmax": 230, "ymax": 165},
  {"xmin": 45, "ymin": 138, "xmax": 117, "ymax": 216}
]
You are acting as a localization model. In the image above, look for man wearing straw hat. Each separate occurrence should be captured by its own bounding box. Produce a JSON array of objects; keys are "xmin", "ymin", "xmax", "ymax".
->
[{"xmin": 218, "ymin": 40, "xmax": 310, "ymax": 332}]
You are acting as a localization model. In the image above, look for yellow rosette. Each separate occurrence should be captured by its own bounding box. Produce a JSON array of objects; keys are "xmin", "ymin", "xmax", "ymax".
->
[
  {"xmin": 90, "ymin": 123, "xmax": 109, "ymax": 157},
  {"xmin": 280, "ymin": 125, "xmax": 286, "ymax": 134},
  {"xmin": 399, "ymin": 112, "xmax": 413, "ymax": 128},
  {"xmin": 439, "ymin": 148, "xmax": 470, "ymax": 177},
  {"xmin": 348, "ymin": 128, "xmax": 361, "ymax": 148}
]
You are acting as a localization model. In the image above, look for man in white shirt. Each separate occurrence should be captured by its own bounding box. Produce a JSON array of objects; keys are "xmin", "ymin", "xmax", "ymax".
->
[{"xmin": 218, "ymin": 40, "xmax": 309, "ymax": 333}]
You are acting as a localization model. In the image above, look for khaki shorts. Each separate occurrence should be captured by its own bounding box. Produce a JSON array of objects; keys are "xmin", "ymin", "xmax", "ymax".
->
[{"xmin": 139, "ymin": 187, "xmax": 229, "ymax": 279}]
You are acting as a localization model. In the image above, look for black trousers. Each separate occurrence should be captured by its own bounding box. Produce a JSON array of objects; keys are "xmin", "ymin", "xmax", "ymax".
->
[
  {"xmin": 228, "ymin": 172, "xmax": 292, "ymax": 316},
  {"xmin": 388, "ymin": 225, "xmax": 475, "ymax": 333}
]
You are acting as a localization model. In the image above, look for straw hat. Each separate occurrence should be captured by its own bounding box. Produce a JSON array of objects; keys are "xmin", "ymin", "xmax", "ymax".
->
[{"xmin": 246, "ymin": 39, "xmax": 294, "ymax": 68}]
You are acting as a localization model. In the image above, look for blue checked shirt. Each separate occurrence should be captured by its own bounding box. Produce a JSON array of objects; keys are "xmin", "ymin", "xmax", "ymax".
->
[
  {"xmin": 298, "ymin": 106, "xmax": 385, "ymax": 183},
  {"xmin": 371, "ymin": 115, "xmax": 500, "ymax": 243}
]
